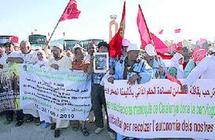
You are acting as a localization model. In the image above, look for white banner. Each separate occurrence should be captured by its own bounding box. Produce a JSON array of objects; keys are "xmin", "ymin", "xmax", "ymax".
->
[
  {"xmin": 104, "ymin": 79, "xmax": 215, "ymax": 139},
  {"xmin": 20, "ymin": 65, "xmax": 91, "ymax": 120}
]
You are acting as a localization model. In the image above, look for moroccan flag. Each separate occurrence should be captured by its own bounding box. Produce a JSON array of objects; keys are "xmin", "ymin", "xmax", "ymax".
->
[
  {"xmin": 137, "ymin": 4, "xmax": 152, "ymax": 49},
  {"xmin": 174, "ymin": 28, "xmax": 181, "ymax": 33},
  {"xmin": 151, "ymin": 33, "xmax": 168, "ymax": 54},
  {"xmin": 137, "ymin": 5, "xmax": 169, "ymax": 55},
  {"xmin": 109, "ymin": 1, "xmax": 126, "ymax": 58},
  {"xmin": 60, "ymin": 0, "xmax": 81, "ymax": 22}
]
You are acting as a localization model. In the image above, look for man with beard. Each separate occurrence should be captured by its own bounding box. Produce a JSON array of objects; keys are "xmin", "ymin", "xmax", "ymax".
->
[{"xmin": 49, "ymin": 44, "xmax": 72, "ymax": 138}]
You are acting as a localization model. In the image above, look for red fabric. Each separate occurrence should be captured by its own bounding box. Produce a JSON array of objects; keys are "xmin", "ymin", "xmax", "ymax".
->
[
  {"xmin": 157, "ymin": 52, "xmax": 172, "ymax": 59},
  {"xmin": 183, "ymin": 61, "xmax": 188, "ymax": 69},
  {"xmin": 9, "ymin": 36, "xmax": 19, "ymax": 43},
  {"xmin": 192, "ymin": 48, "xmax": 208, "ymax": 63},
  {"xmin": 137, "ymin": 5, "xmax": 152, "ymax": 49},
  {"xmin": 151, "ymin": 33, "xmax": 169, "ymax": 54},
  {"xmin": 165, "ymin": 71, "xmax": 182, "ymax": 86},
  {"xmin": 174, "ymin": 28, "xmax": 181, "ymax": 33},
  {"xmin": 136, "ymin": 6, "xmax": 169, "ymax": 56},
  {"xmin": 176, "ymin": 41, "xmax": 183, "ymax": 51},
  {"xmin": 60, "ymin": 0, "xmax": 81, "ymax": 22},
  {"xmin": 109, "ymin": 1, "xmax": 126, "ymax": 58}
]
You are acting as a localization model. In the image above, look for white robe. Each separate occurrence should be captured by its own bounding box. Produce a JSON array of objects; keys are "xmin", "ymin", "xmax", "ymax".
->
[
  {"xmin": 34, "ymin": 60, "xmax": 51, "ymax": 123},
  {"xmin": 184, "ymin": 56, "xmax": 215, "ymax": 85},
  {"xmin": 49, "ymin": 56, "xmax": 72, "ymax": 128},
  {"xmin": 19, "ymin": 50, "xmax": 39, "ymax": 117}
]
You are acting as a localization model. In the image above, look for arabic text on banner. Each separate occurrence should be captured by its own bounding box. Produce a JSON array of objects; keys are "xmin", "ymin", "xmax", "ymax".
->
[
  {"xmin": 104, "ymin": 80, "xmax": 215, "ymax": 139},
  {"xmin": 20, "ymin": 65, "xmax": 91, "ymax": 120}
]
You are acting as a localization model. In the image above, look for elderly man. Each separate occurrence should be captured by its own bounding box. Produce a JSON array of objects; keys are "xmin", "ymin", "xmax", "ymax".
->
[
  {"xmin": 49, "ymin": 44, "xmax": 72, "ymax": 138},
  {"xmin": 17, "ymin": 41, "xmax": 40, "ymax": 126},
  {"xmin": 49, "ymin": 44, "xmax": 71, "ymax": 70},
  {"xmin": 143, "ymin": 44, "xmax": 166, "ymax": 79},
  {"xmin": 107, "ymin": 43, "xmax": 153, "ymax": 140},
  {"xmin": 108, "ymin": 43, "xmax": 153, "ymax": 85}
]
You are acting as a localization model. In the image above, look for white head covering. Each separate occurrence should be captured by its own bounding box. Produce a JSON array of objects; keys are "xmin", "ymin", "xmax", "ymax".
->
[
  {"xmin": 171, "ymin": 53, "xmax": 183, "ymax": 67},
  {"xmin": 127, "ymin": 43, "xmax": 140, "ymax": 52},
  {"xmin": 122, "ymin": 39, "xmax": 130, "ymax": 46},
  {"xmin": 55, "ymin": 44, "xmax": 64, "ymax": 50},
  {"xmin": 145, "ymin": 44, "xmax": 157, "ymax": 56},
  {"xmin": 36, "ymin": 49, "xmax": 47, "ymax": 61},
  {"xmin": 170, "ymin": 52, "xmax": 184, "ymax": 78},
  {"xmin": 73, "ymin": 44, "xmax": 84, "ymax": 50}
]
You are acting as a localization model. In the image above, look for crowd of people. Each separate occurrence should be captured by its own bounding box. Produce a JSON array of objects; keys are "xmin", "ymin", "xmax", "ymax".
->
[{"xmin": 0, "ymin": 38, "xmax": 215, "ymax": 140}]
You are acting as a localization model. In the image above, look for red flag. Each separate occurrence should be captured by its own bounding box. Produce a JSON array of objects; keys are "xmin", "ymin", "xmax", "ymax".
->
[
  {"xmin": 176, "ymin": 41, "xmax": 183, "ymax": 51},
  {"xmin": 137, "ymin": 5, "xmax": 169, "ymax": 55},
  {"xmin": 9, "ymin": 36, "xmax": 19, "ymax": 44},
  {"xmin": 174, "ymin": 28, "xmax": 181, "ymax": 33},
  {"xmin": 159, "ymin": 29, "xmax": 164, "ymax": 35},
  {"xmin": 60, "ymin": 0, "xmax": 81, "ymax": 22},
  {"xmin": 109, "ymin": 1, "xmax": 126, "ymax": 58},
  {"xmin": 151, "ymin": 33, "xmax": 168, "ymax": 54},
  {"xmin": 137, "ymin": 4, "xmax": 152, "ymax": 49}
]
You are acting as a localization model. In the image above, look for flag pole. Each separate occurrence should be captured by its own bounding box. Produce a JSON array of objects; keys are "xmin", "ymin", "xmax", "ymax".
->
[{"xmin": 45, "ymin": 0, "xmax": 71, "ymax": 49}]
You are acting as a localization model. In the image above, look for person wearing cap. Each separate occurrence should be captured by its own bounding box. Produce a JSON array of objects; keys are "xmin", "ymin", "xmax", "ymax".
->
[
  {"xmin": 49, "ymin": 44, "xmax": 71, "ymax": 70},
  {"xmin": 108, "ymin": 43, "xmax": 153, "ymax": 85},
  {"xmin": 72, "ymin": 44, "xmax": 90, "ymax": 72},
  {"xmin": 183, "ymin": 47, "xmax": 215, "ymax": 88},
  {"xmin": 90, "ymin": 41, "xmax": 115, "ymax": 139},
  {"xmin": 71, "ymin": 44, "xmax": 91, "ymax": 136},
  {"xmin": 183, "ymin": 48, "xmax": 208, "ymax": 78},
  {"xmin": 121, "ymin": 39, "xmax": 130, "ymax": 58},
  {"xmin": 143, "ymin": 44, "xmax": 166, "ymax": 79},
  {"xmin": 111, "ymin": 39, "xmax": 130, "ymax": 80},
  {"xmin": 0, "ymin": 43, "xmax": 15, "ymax": 125},
  {"xmin": 48, "ymin": 44, "xmax": 72, "ymax": 137},
  {"xmin": 107, "ymin": 43, "xmax": 153, "ymax": 140},
  {"xmin": 1, "ymin": 42, "xmax": 25, "ymax": 126}
]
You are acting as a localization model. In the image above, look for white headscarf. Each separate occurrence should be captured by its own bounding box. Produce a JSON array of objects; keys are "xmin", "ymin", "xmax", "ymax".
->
[{"xmin": 170, "ymin": 52, "xmax": 184, "ymax": 79}]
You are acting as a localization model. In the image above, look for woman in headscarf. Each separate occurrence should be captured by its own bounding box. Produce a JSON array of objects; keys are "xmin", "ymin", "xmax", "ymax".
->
[
  {"xmin": 34, "ymin": 49, "xmax": 48, "ymax": 67},
  {"xmin": 34, "ymin": 49, "xmax": 51, "ymax": 128},
  {"xmin": 183, "ymin": 48, "xmax": 208, "ymax": 78},
  {"xmin": 168, "ymin": 52, "xmax": 184, "ymax": 79}
]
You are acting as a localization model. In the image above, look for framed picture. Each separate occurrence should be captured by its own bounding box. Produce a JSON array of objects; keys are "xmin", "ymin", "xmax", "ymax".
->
[{"xmin": 93, "ymin": 52, "xmax": 109, "ymax": 73}]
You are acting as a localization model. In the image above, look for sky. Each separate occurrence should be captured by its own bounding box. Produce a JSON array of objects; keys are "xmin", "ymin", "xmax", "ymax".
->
[{"xmin": 0, "ymin": 0, "xmax": 215, "ymax": 46}]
